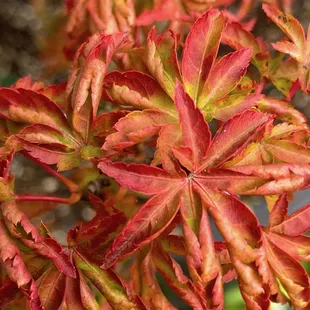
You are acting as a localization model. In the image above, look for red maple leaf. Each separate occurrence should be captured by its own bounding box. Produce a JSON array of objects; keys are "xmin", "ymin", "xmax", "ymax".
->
[{"xmin": 99, "ymin": 82, "xmax": 310, "ymax": 308}]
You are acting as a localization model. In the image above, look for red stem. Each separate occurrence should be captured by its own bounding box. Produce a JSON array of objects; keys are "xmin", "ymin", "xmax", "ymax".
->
[
  {"xmin": 286, "ymin": 79, "xmax": 300, "ymax": 101},
  {"xmin": 19, "ymin": 151, "xmax": 82, "ymax": 204},
  {"xmin": 255, "ymin": 79, "xmax": 267, "ymax": 95},
  {"xmin": 15, "ymin": 193, "xmax": 81, "ymax": 204},
  {"xmin": 21, "ymin": 151, "xmax": 79, "ymax": 193}
]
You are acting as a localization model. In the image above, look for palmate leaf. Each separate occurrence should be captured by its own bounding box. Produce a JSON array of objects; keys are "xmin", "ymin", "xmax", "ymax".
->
[
  {"xmin": 99, "ymin": 83, "xmax": 310, "ymax": 308},
  {"xmin": 70, "ymin": 198, "xmax": 196, "ymax": 309},
  {"xmin": 66, "ymin": 31, "xmax": 130, "ymax": 142},
  {"xmin": 135, "ymin": 0, "xmax": 249, "ymax": 30},
  {"xmin": 0, "ymin": 2, "xmax": 309, "ymax": 309},
  {"xmin": 0, "ymin": 88, "xmax": 82, "ymax": 170},
  {"xmin": 65, "ymin": 268, "xmax": 100, "ymax": 310},
  {"xmin": 262, "ymin": 194, "xmax": 310, "ymax": 308},
  {"xmin": 1, "ymin": 201, "xmax": 76, "ymax": 278},
  {"xmin": 103, "ymin": 9, "xmax": 262, "ymax": 153},
  {"xmin": 181, "ymin": 8, "xmax": 226, "ymax": 103},
  {"xmin": 0, "ymin": 202, "xmax": 145, "ymax": 310},
  {"xmin": 132, "ymin": 245, "xmax": 176, "ymax": 310},
  {"xmin": 221, "ymin": 18, "xmax": 306, "ymax": 96},
  {"xmin": 64, "ymin": 0, "xmax": 135, "ymax": 59},
  {"xmin": 0, "ymin": 88, "xmax": 72, "ymax": 135},
  {"xmin": 222, "ymin": 20, "xmax": 270, "ymax": 76},
  {"xmin": 263, "ymin": 4, "xmax": 306, "ymax": 63},
  {"xmin": 73, "ymin": 249, "xmax": 146, "ymax": 310},
  {"xmin": 0, "ymin": 220, "xmax": 43, "ymax": 310},
  {"xmin": 0, "ymin": 256, "xmax": 50, "ymax": 309},
  {"xmin": 223, "ymin": 120, "xmax": 310, "ymax": 170},
  {"xmin": 0, "ymin": 64, "xmax": 127, "ymax": 171},
  {"xmin": 103, "ymin": 9, "xmax": 306, "ymax": 160},
  {"xmin": 146, "ymin": 27, "xmax": 181, "ymax": 99},
  {"xmin": 263, "ymin": 4, "xmax": 310, "ymax": 93}
]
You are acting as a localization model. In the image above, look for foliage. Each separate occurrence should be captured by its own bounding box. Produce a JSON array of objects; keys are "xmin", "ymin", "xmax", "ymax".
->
[{"xmin": 0, "ymin": 0, "xmax": 310, "ymax": 309}]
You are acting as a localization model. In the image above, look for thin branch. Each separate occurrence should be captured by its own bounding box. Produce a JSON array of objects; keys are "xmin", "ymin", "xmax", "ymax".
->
[
  {"xmin": 286, "ymin": 79, "xmax": 300, "ymax": 101},
  {"xmin": 15, "ymin": 192, "xmax": 81, "ymax": 204},
  {"xmin": 19, "ymin": 151, "xmax": 82, "ymax": 204},
  {"xmin": 20, "ymin": 151, "xmax": 80, "ymax": 193}
]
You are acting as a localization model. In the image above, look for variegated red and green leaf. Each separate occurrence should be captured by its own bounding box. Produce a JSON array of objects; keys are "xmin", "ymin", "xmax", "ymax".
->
[
  {"xmin": 66, "ymin": 32, "xmax": 130, "ymax": 142},
  {"xmin": 98, "ymin": 83, "xmax": 310, "ymax": 308},
  {"xmin": 132, "ymin": 245, "xmax": 176, "ymax": 309},
  {"xmin": 1, "ymin": 201, "xmax": 76, "ymax": 278},
  {"xmin": 146, "ymin": 27, "xmax": 181, "ymax": 98},
  {"xmin": 182, "ymin": 9, "xmax": 226, "ymax": 103},
  {"xmin": 263, "ymin": 4, "xmax": 310, "ymax": 93},
  {"xmin": 65, "ymin": 269, "xmax": 100, "ymax": 310},
  {"xmin": 222, "ymin": 21, "xmax": 270, "ymax": 76},
  {"xmin": 0, "ymin": 220, "xmax": 43, "ymax": 310},
  {"xmin": 37, "ymin": 266, "xmax": 66, "ymax": 310},
  {"xmin": 73, "ymin": 250, "xmax": 146, "ymax": 310},
  {"xmin": 0, "ymin": 88, "xmax": 72, "ymax": 135}
]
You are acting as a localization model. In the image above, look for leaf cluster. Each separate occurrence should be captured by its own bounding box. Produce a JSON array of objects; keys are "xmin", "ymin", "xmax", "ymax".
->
[{"xmin": 0, "ymin": 1, "xmax": 310, "ymax": 309}]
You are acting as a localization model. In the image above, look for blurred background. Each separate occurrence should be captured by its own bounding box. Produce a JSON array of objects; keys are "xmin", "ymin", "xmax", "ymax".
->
[{"xmin": 0, "ymin": 0, "xmax": 309, "ymax": 309}]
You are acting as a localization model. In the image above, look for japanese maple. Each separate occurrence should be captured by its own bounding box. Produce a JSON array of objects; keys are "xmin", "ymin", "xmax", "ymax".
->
[{"xmin": 0, "ymin": 1, "xmax": 309, "ymax": 310}]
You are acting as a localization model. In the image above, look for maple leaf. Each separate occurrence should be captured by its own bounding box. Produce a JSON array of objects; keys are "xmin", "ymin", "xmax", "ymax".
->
[
  {"xmin": 222, "ymin": 20, "xmax": 271, "ymax": 76},
  {"xmin": 262, "ymin": 194, "xmax": 310, "ymax": 308},
  {"xmin": 132, "ymin": 245, "xmax": 177, "ymax": 310},
  {"xmin": 64, "ymin": 0, "xmax": 135, "ymax": 59},
  {"xmin": 0, "ymin": 87, "xmax": 82, "ymax": 170},
  {"xmin": 224, "ymin": 5, "xmax": 309, "ymax": 97},
  {"xmin": 70, "ymin": 233, "xmax": 147, "ymax": 310},
  {"xmin": 0, "ymin": 255, "xmax": 51, "ymax": 309},
  {"xmin": 0, "ymin": 193, "xmax": 145, "ymax": 309},
  {"xmin": 71, "ymin": 196, "xmax": 128, "ymax": 263},
  {"xmin": 99, "ymin": 82, "xmax": 310, "ymax": 308},
  {"xmin": 135, "ymin": 0, "xmax": 254, "ymax": 31},
  {"xmin": 73, "ymin": 195, "xmax": 203, "ymax": 308},
  {"xmin": 103, "ymin": 9, "xmax": 260, "ymax": 153},
  {"xmin": 221, "ymin": 19, "xmax": 302, "ymax": 97},
  {"xmin": 0, "ymin": 220, "xmax": 43, "ymax": 310},
  {"xmin": 65, "ymin": 268, "xmax": 100, "ymax": 310},
  {"xmin": 0, "ymin": 60, "xmax": 127, "ymax": 171},
  {"xmin": 0, "ymin": 157, "xmax": 77, "ymax": 280},
  {"xmin": 66, "ymin": 31, "xmax": 130, "ymax": 143},
  {"xmin": 1, "ymin": 2, "xmax": 309, "ymax": 309},
  {"xmin": 1, "ymin": 201, "xmax": 76, "ymax": 278},
  {"xmin": 223, "ymin": 114, "xmax": 309, "ymax": 169},
  {"xmin": 263, "ymin": 4, "xmax": 310, "ymax": 94}
]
